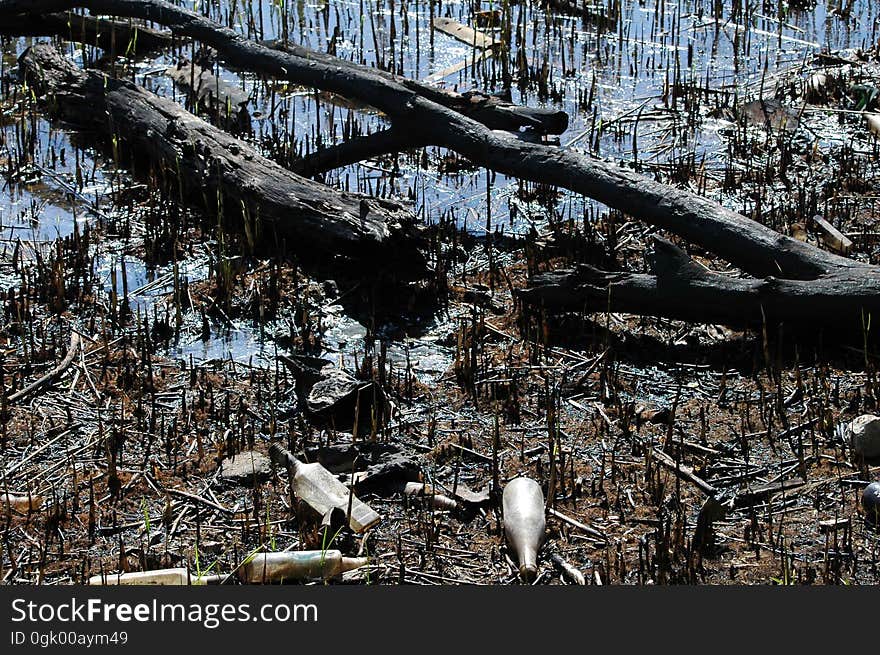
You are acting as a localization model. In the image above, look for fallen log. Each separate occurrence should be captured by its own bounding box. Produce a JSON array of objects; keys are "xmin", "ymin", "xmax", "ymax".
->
[
  {"xmin": 20, "ymin": 44, "xmax": 426, "ymax": 274},
  {"xmin": 519, "ymin": 237, "xmax": 880, "ymax": 331},
  {"xmin": 5, "ymin": 0, "xmax": 880, "ymax": 332},
  {"xmin": 0, "ymin": 10, "xmax": 172, "ymax": 53},
  {"xmin": 0, "ymin": 0, "xmax": 822, "ymax": 278},
  {"xmin": 4, "ymin": 1, "xmax": 568, "ymax": 137},
  {"xmin": 5, "ymin": 0, "xmax": 567, "ymax": 181}
]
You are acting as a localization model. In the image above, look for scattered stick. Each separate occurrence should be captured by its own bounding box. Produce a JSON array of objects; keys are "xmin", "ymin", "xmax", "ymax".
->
[
  {"xmin": 547, "ymin": 507, "xmax": 607, "ymax": 541},
  {"xmin": 7, "ymin": 332, "xmax": 81, "ymax": 405},
  {"xmin": 650, "ymin": 447, "xmax": 718, "ymax": 497},
  {"xmin": 165, "ymin": 488, "xmax": 236, "ymax": 515}
]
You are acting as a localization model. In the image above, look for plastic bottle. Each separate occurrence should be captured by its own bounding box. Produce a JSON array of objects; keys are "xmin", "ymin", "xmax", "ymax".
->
[
  {"xmin": 239, "ymin": 550, "xmax": 369, "ymax": 583},
  {"xmin": 502, "ymin": 477, "xmax": 545, "ymax": 582},
  {"xmin": 269, "ymin": 444, "xmax": 381, "ymax": 533},
  {"xmin": 88, "ymin": 568, "xmax": 222, "ymax": 585}
]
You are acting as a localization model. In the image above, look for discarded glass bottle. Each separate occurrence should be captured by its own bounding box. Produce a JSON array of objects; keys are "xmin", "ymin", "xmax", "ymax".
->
[
  {"xmin": 502, "ymin": 477, "xmax": 545, "ymax": 582},
  {"xmin": 0, "ymin": 493, "xmax": 43, "ymax": 513},
  {"xmin": 88, "ymin": 568, "xmax": 222, "ymax": 585},
  {"xmin": 269, "ymin": 444, "xmax": 381, "ymax": 533},
  {"xmin": 239, "ymin": 550, "xmax": 369, "ymax": 583},
  {"xmin": 402, "ymin": 482, "xmax": 458, "ymax": 511},
  {"xmin": 863, "ymin": 482, "xmax": 880, "ymax": 525}
]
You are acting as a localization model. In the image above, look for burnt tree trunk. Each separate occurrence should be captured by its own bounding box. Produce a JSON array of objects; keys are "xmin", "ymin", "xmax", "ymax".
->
[
  {"xmin": 519, "ymin": 237, "xmax": 880, "ymax": 331},
  {"xmin": 20, "ymin": 44, "xmax": 426, "ymax": 276},
  {"xmin": 0, "ymin": 10, "xmax": 172, "ymax": 53},
  {"xmin": 1, "ymin": 3, "xmax": 568, "ymax": 135}
]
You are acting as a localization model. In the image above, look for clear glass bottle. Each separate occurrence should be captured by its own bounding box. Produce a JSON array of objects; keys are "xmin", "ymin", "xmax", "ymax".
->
[
  {"xmin": 503, "ymin": 477, "xmax": 545, "ymax": 582},
  {"xmin": 270, "ymin": 444, "xmax": 381, "ymax": 533},
  {"xmin": 1, "ymin": 493, "xmax": 43, "ymax": 513},
  {"xmin": 239, "ymin": 550, "xmax": 369, "ymax": 583},
  {"xmin": 88, "ymin": 568, "xmax": 221, "ymax": 585}
]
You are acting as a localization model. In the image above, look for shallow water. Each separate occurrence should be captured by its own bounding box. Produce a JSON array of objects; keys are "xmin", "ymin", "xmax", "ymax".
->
[{"xmin": 1, "ymin": 0, "xmax": 878, "ymax": 378}]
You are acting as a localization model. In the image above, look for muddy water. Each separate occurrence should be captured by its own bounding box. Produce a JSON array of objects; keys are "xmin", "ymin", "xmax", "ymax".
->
[{"xmin": 0, "ymin": 0, "xmax": 878, "ymax": 383}]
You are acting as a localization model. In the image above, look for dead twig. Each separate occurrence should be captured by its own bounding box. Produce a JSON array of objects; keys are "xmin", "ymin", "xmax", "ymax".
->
[{"xmin": 7, "ymin": 332, "xmax": 81, "ymax": 405}]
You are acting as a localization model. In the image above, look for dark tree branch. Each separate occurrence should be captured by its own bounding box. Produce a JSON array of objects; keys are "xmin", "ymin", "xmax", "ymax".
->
[
  {"xmin": 261, "ymin": 41, "xmax": 568, "ymax": 135},
  {"xmin": 520, "ymin": 238, "xmax": 880, "ymax": 330},
  {"xmin": 0, "ymin": 10, "xmax": 172, "ymax": 53},
  {"xmin": 20, "ymin": 44, "xmax": 426, "ymax": 275},
  {"xmin": 0, "ymin": 0, "xmax": 843, "ymax": 281},
  {"xmin": 290, "ymin": 127, "xmax": 427, "ymax": 178},
  {"xmin": 2, "ymin": 1, "xmax": 568, "ymax": 136}
]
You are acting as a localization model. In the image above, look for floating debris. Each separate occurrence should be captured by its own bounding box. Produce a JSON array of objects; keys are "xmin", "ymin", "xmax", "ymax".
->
[{"xmin": 431, "ymin": 17, "xmax": 498, "ymax": 50}]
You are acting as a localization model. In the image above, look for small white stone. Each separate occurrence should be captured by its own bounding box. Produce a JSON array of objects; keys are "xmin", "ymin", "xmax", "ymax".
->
[{"xmin": 220, "ymin": 450, "xmax": 271, "ymax": 484}]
